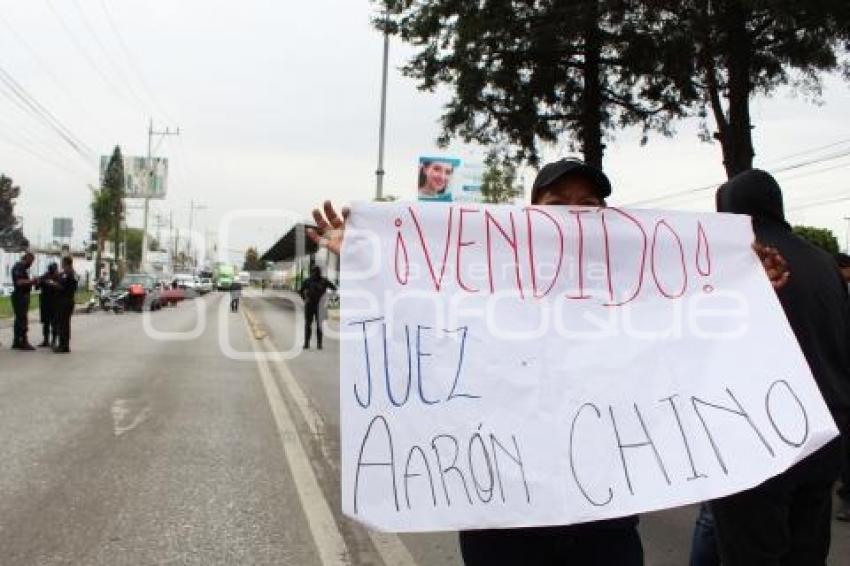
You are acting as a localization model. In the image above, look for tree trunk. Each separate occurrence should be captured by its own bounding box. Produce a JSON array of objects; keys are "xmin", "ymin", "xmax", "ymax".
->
[
  {"xmin": 580, "ymin": 1, "xmax": 604, "ymax": 169},
  {"xmin": 719, "ymin": 3, "xmax": 754, "ymax": 178},
  {"xmin": 95, "ymin": 235, "xmax": 103, "ymax": 281},
  {"xmin": 113, "ymin": 220, "xmax": 122, "ymax": 279}
]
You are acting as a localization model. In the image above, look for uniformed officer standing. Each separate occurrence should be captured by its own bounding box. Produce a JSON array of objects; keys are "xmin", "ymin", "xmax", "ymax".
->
[
  {"xmin": 298, "ymin": 265, "xmax": 336, "ymax": 350},
  {"xmin": 10, "ymin": 251, "xmax": 38, "ymax": 351},
  {"xmin": 37, "ymin": 262, "xmax": 60, "ymax": 348},
  {"xmin": 54, "ymin": 256, "xmax": 78, "ymax": 353}
]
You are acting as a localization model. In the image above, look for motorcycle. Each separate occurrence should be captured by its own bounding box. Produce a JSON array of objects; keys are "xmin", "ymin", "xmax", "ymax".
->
[
  {"xmin": 86, "ymin": 287, "xmax": 117, "ymax": 313},
  {"xmin": 91, "ymin": 289, "xmax": 127, "ymax": 313},
  {"xmin": 107, "ymin": 290, "xmax": 128, "ymax": 313}
]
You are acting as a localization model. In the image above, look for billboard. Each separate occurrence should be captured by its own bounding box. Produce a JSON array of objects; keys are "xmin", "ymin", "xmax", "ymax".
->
[
  {"xmin": 99, "ymin": 155, "xmax": 169, "ymax": 199},
  {"xmin": 416, "ymin": 156, "xmax": 486, "ymax": 203},
  {"xmin": 52, "ymin": 217, "xmax": 73, "ymax": 239}
]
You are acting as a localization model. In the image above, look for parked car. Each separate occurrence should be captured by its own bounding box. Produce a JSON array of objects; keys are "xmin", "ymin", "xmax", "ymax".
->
[
  {"xmin": 159, "ymin": 285, "xmax": 186, "ymax": 306},
  {"xmin": 0, "ymin": 284, "xmax": 14, "ymax": 296},
  {"xmin": 197, "ymin": 277, "xmax": 213, "ymax": 294},
  {"xmin": 115, "ymin": 274, "xmax": 163, "ymax": 312},
  {"xmin": 173, "ymin": 273, "xmax": 197, "ymax": 291}
]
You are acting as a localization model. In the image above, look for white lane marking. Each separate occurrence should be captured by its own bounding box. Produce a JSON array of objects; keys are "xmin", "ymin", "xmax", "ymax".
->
[
  {"xmin": 244, "ymin": 314, "xmax": 351, "ymax": 566},
  {"xmin": 253, "ymin": 310, "xmax": 418, "ymax": 566},
  {"xmin": 110, "ymin": 399, "xmax": 152, "ymax": 437}
]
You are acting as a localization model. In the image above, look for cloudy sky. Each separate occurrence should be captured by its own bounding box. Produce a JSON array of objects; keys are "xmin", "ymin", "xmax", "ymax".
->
[{"xmin": 1, "ymin": 0, "xmax": 849, "ymax": 263}]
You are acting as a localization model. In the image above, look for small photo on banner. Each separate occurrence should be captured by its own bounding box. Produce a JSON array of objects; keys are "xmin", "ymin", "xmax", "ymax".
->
[{"xmin": 417, "ymin": 156, "xmax": 460, "ymax": 202}]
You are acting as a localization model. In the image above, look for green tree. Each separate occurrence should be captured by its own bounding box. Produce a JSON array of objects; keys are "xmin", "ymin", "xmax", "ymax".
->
[
  {"xmin": 102, "ymin": 146, "xmax": 126, "ymax": 275},
  {"xmin": 379, "ymin": 0, "xmax": 694, "ymax": 167},
  {"xmin": 243, "ymin": 247, "xmax": 264, "ymax": 272},
  {"xmin": 793, "ymin": 225, "xmax": 840, "ymax": 254},
  {"xmin": 655, "ymin": 0, "xmax": 850, "ymax": 177},
  {"xmin": 90, "ymin": 187, "xmax": 112, "ymax": 278},
  {"xmin": 0, "ymin": 174, "xmax": 29, "ymax": 250},
  {"xmin": 480, "ymin": 150, "xmax": 524, "ymax": 204},
  {"xmin": 124, "ymin": 228, "xmax": 159, "ymax": 272}
]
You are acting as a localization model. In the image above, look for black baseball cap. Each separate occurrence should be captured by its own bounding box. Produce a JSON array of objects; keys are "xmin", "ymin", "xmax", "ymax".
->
[{"xmin": 531, "ymin": 158, "xmax": 612, "ymax": 202}]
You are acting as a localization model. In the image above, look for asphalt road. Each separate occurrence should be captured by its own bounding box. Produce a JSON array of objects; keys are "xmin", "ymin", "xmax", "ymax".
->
[{"xmin": 0, "ymin": 291, "xmax": 847, "ymax": 565}]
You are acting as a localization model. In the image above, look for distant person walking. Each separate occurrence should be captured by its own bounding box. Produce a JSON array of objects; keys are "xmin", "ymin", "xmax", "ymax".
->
[
  {"xmin": 54, "ymin": 256, "xmax": 77, "ymax": 353},
  {"xmin": 230, "ymin": 281, "xmax": 242, "ymax": 312},
  {"xmin": 37, "ymin": 262, "xmax": 60, "ymax": 348},
  {"xmin": 299, "ymin": 265, "xmax": 336, "ymax": 350},
  {"xmin": 11, "ymin": 251, "xmax": 38, "ymax": 351}
]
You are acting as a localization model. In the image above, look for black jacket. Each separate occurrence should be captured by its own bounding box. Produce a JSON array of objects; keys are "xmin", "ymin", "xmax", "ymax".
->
[
  {"xmin": 38, "ymin": 272, "xmax": 59, "ymax": 319},
  {"xmin": 11, "ymin": 261, "xmax": 32, "ymax": 297},
  {"xmin": 299, "ymin": 275, "xmax": 336, "ymax": 308},
  {"xmin": 717, "ymin": 169, "xmax": 850, "ymax": 429},
  {"xmin": 56, "ymin": 270, "xmax": 78, "ymax": 309}
]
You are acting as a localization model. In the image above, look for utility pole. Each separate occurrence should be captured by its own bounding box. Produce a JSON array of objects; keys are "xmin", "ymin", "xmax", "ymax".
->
[
  {"xmin": 187, "ymin": 199, "xmax": 208, "ymax": 273},
  {"xmin": 142, "ymin": 118, "xmax": 179, "ymax": 271},
  {"xmin": 375, "ymin": 3, "xmax": 390, "ymax": 201}
]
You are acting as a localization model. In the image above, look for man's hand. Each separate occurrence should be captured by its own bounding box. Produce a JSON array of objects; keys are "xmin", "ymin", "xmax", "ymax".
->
[
  {"xmin": 753, "ymin": 242, "xmax": 790, "ymax": 290},
  {"xmin": 308, "ymin": 201, "xmax": 349, "ymax": 256}
]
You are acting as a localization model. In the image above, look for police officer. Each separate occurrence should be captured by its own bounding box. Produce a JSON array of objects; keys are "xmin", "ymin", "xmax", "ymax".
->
[
  {"xmin": 299, "ymin": 265, "xmax": 336, "ymax": 350},
  {"xmin": 54, "ymin": 256, "xmax": 78, "ymax": 353},
  {"xmin": 11, "ymin": 251, "xmax": 38, "ymax": 351},
  {"xmin": 37, "ymin": 262, "xmax": 60, "ymax": 348}
]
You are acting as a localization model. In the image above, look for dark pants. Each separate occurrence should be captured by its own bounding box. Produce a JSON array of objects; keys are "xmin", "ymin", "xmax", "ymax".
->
[
  {"xmin": 57, "ymin": 304, "xmax": 73, "ymax": 350},
  {"xmin": 230, "ymin": 297, "xmax": 239, "ymax": 312},
  {"xmin": 689, "ymin": 503, "xmax": 720, "ymax": 566},
  {"xmin": 304, "ymin": 304, "xmax": 321, "ymax": 348},
  {"xmin": 838, "ymin": 433, "xmax": 850, "ymax": 503},
  {"xmin": 458, "ymin": 517, "xmax": 643, "ymax": 566},
  {"xmin": 41, "ymin": 305, "xmax": 58, "ymax": 344},
  {"xmin": 711, "ymin": 438, "xmax": 842, "ymax": 566},
  {"xmin": 11, "ymin": 293, "xmax": 29, "ymax": 345}
]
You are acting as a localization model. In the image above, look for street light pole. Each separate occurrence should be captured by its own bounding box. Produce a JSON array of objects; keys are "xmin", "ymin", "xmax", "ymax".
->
[{"xmin": 375, "ymin": 4, "xmax": 390, "ymax": 201}]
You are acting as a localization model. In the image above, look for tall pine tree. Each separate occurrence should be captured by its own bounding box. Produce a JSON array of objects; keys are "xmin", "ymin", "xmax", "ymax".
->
[
  {"xmin": 102, "ymin": 146, "xmax": 126, "ymax": 275},
  {"xmin": 0, "ymin": 174, "xmax": 29, "ymax": 250},
  {"xmin": 380, "ymin": 0, "xmax": 696, "ymax": 167},
  {"xmin": 628, "ymin": 0, "xmax": 850, "ymax": 177}
]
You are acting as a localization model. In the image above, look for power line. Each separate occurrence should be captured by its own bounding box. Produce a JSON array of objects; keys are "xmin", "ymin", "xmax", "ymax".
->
[
  {"xmin": 0, "ymin": 117, "xmax": 88, "ymax": 176},
  {"xmin": 664, "ymin": 160, "xmax": 850, "ymax": 208},
  {"xmin": 778, "ymin": 160, "xmax": 850, "ymax": 184},
  {"xmin": 0, "ymin": 64, "xmax": 96, "ymax": 168},
  {"xmin": 0, "ymin": 79, "xmax": 91, "ymax": 169},
  {"xmin": 759, "ymin": 138, "xmax": 850, "ymax": 169},
  {"xmin": 44, "ymin": 0, "xmax": 141, "ymax": 113},
  {"xmin": 0, "ymin": 65, "xmax": 95, "ymax": 160},
  {"xmin": 98, "ymin": 0, "xmax": 176, "ymax": 123},
  {"xmin": 0, "ymin": 12, "xmax": 112, "ymax": 142},
  {"xmin": 787, "ymin": 194, "xmax": 850, "ymax": 212},
  {"xmin": 624, "ymin": 147, "xmax": 850, "ymax": 207},
  {"xmin": 68, "ymin": 0, "xmax": 154, "ymax": 116}
]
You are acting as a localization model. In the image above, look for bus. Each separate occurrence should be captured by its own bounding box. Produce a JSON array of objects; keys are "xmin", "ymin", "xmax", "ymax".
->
[{"xmin": 214, "ymin": 263, "xmax": 236, "ymax": 290}]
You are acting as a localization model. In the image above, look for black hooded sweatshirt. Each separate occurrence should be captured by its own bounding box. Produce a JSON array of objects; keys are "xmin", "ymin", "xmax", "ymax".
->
[{"xmin": 717, "ymin": 169, "xmax": 850, "ymax": 431}]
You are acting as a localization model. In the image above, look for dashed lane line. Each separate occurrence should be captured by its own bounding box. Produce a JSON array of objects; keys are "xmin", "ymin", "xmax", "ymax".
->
[
  {"xmin": 244, "ymin": 304, "xmax": 419, "ymax": 566},
  {"xmin": 243, "ymin": 312, "xmax": 351, "ymax": 566}
]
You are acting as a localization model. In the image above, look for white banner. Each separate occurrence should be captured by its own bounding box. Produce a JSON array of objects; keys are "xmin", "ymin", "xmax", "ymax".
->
[{"xmin": 339, "ymin": 202, "xmax": 838, "ymax": 533}]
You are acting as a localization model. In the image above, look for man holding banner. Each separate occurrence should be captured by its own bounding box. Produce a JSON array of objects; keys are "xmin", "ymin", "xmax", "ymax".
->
[{"xmin": 308, "ymin": 159, "xmax": 840, "ymax": 566}]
